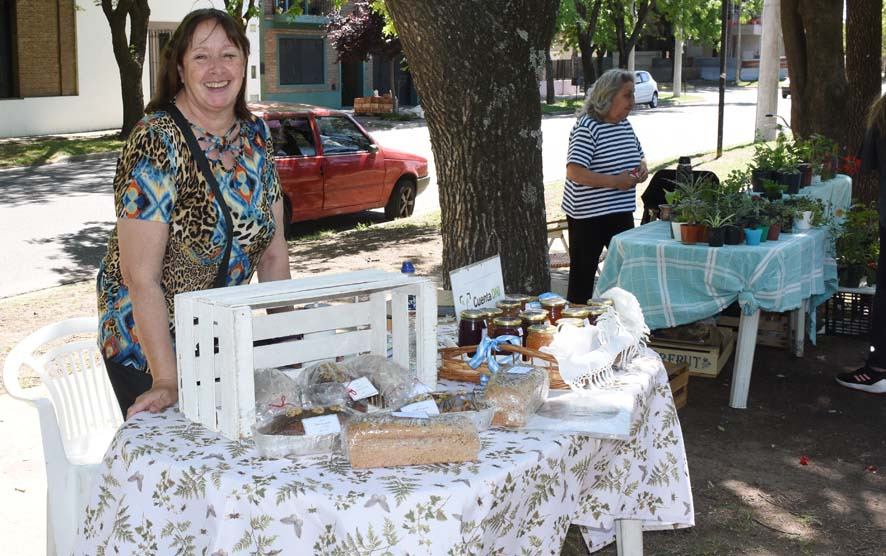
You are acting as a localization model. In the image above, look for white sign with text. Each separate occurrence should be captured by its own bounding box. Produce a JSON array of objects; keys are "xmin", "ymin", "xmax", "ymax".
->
[{"xmin": 449, "ymin": 255, "xmax": 505, "ymax": 320}]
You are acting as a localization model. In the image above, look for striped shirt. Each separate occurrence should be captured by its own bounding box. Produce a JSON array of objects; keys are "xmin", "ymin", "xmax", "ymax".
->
[{"xmin": 562, "ymin": 115, "xmax": 645, "ymax": 219}]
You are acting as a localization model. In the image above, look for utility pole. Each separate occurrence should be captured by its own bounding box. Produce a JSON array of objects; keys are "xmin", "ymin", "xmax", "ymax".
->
[
  {"xmin": 754, "ymin": 0, "xmax": 780, "ymax": 141},
  {"xmin": 717, "ymin": 0, "xmax": 728, "ymax": 157},
  {"xmin": 734, "ymin": 0, "xmax": 743, "ymax": 83}
]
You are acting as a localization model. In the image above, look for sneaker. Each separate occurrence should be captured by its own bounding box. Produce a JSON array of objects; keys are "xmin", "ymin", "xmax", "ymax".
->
[{"xmin": 835, "ymin": 365, "xmax": 886, "ymax": 394}]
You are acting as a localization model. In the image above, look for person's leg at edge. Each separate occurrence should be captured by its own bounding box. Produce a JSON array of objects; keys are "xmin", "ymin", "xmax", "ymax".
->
[
  {"xmin": 835, "ymin": 223, "xmax": 886, "ymax": 393},
  {"xmin": 104, "ymin": 357, "xmax": 154, "ymax": 416}
]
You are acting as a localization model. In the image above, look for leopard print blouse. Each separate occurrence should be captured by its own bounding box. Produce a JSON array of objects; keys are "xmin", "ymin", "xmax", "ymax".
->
[{"xmin": 97, "ymin": 110, "xmax": 281, "ymax": 372}]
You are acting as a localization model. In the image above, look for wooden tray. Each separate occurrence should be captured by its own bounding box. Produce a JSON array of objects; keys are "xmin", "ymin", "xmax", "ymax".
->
[{"xmin": 439, "ymin": 344, "xmax": 569, "ymax": 389}]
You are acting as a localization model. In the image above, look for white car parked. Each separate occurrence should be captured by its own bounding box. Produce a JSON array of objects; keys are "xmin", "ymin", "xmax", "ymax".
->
[{"xmin": 633, "ymin": 70, "xmax": 659, "ymax": 108}]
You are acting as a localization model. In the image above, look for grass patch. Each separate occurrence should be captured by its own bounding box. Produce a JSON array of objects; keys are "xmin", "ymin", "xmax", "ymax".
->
[
  {"xmin": 541, "ymin": 98, "xmax": 583, "ymax": 115},
  {"xmin": 0, "ymin": 133, "xmax": 122, "ymax": 168}
]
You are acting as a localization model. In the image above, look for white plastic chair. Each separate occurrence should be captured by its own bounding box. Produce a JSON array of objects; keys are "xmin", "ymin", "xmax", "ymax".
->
[{"xmin": 2, "ymin": 317, "xmax": 123, "ymax": 556}]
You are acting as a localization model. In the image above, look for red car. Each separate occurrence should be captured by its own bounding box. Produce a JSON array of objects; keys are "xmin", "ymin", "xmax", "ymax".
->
[{"xmin": 249, "ymin": 102, "xmax": 430, "ymax": 229}]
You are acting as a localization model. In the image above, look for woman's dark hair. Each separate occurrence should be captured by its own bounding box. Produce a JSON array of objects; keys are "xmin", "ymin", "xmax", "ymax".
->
[{"xmin": 145, "ymin": 9, "xmax": 251, "ymax": 120}]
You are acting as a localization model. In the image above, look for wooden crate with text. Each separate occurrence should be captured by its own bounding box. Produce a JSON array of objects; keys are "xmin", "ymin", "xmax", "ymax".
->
[{"xmin": 649, "ymin": 327, "xmax": 736, "ymax": 378}]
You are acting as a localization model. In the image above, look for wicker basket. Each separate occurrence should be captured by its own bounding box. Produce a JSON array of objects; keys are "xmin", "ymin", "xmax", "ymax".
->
[{"xmin": 439, "ymin": 344, "xmax": 569, "ymax": 389}]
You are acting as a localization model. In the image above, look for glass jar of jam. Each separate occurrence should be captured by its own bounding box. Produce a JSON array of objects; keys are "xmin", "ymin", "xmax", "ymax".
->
[
  {"xmin": 561, "ymin": 306, "xmax": 590, "ymax": 322},
  {"xmin": 496, "ymin": 298, "xmax": 522, "ymax": 318},
  {"xmin": 587, "ymin": 306, "xmax": 608, "ymax": 326},
  {"xmin": 539, "ymin": 296, "xmax": 568, "ymax": 324},
  {"xmin": 586, "ymin": 297, "xmax": 615, "ymax": 309},
  {"xmin": 458, "ymin": 309, "xmax": 487, "ymax": 350},
  {"xmin": 483, "ymin": 307, "xmax": 503, "ymax": 336},
  {"xmin": 508, "ymin": 293, "xmax": 534, "ymax": 311},
  {"xmin": 518, "ymin": 309, "xmax": 549, "ymax": 343},
  {"xmin": 491, "ymin": 316, "xmax": 522, "ymax": 355},
  {"xmin": 556, "ymin": 317, "xmax": 585, "ymax": 329},
  {"xmin": 526, "ymin": 323, "xmax": 557, "ymax": 353}
]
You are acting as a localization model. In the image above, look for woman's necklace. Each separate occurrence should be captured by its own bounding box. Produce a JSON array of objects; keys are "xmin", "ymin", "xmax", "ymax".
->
[{"xmin": 192, "ymin": 120, "xmax": 243, "ymax": 172}]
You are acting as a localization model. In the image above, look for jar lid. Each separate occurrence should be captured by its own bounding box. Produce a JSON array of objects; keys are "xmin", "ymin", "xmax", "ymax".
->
[
  {"xmin": 539, "ymin": 296, "xmax": 567, "ymax": 308},
  {"xmin": 496, "ymin": 298, "xmax": 521, "ymax": 309},
  {"xmin": 492, "ymin": 316, "xmax": 523, "ymax": 327},
  {"xmin": 586, "ymin": 297, "xmax": 614, "ymax": 307},
  {"xmin": 459, "ymin": 309, "xmax": 487, "ymax": 320},
  {"xmin": 557, "ymin": 317, "xmax": 586, "ymax": 328},
  {"xmin": 561, "ymin": 307, "xmax": 590, "ymax": 318},
  {"xmin": 482, "ymin": 307, "xmax": 503, "ymax": 318},
  {"xmin": 528, "ymin": 323, "xmax": 558, "ymax": 335},
  {"xmin": 519, "ymin": 309, "xmax": 549, "ymax": 323},
  {"xmin": 508, "ymin": 293, "xmax": 535, "ymax": 303},
  {"xmin": 587, "ymin": 306, "xmax": 609, "ymax": 316}
]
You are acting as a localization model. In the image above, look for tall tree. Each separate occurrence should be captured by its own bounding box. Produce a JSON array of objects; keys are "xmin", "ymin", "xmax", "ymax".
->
[
  {"xmin": 845, "ymin": 0, "xmax": 882, "ymax": 203},
  {"xmin": 100, "ymin": 0, "xmax": 150, "ymax": 138},
  {"xmin": 607, "ymin": 0, "xmax": 655, "ymax": 68},
  {"xmin": 560, "ymin": 0, "xmax": 606, "ymax": 88},
  {"xmin": 781, "ymin": 0, "xmax": 881, "ymax": 202},
  {"xmin": 385, "ymin": 0, "xmax": 559, "ymax": 292}
]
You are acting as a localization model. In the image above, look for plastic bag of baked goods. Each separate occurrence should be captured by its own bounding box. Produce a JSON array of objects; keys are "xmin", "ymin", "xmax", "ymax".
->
[
  {"xmin": 398, "ymin": 389, "xmax": 496, "ymax": 431},
  {"xmin": 343, "ymin": 412, "xmax": 480, "ymax": 469},
  {"xmin": 300, "ymin": 360, "xmax": 353, "ymax": 386},
  {"xmin": 252, "ymin": 402, "xmax": 353, "ymax": 459},
  {"xmin": 254, "ymin": 367, "xmax": 302, "ymax": 410},
  {"xmin": 484, "ymin": 364, "xmax": 550, "ymax": 427},
  {"xmin": 341, "ymin": 354, "xmax": 414, "ymax": 410}
]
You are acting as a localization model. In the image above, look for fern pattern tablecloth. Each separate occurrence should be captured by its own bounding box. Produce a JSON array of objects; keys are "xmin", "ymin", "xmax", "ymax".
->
[{"xmin": 74, "ymin": 355, "xmax": 693, "ymax": 555}]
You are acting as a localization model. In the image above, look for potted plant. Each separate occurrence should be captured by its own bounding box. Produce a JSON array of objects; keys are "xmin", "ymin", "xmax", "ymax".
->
[
  {"xmin": 660, "ymin": 189, "xmax": 681, "ymax": 222},
  {"xmin": 703, "ymin": 210, "xmax": 734, "ymax": 247},
  {"xmin": 751, "ymin": 139, "xmax": 777, "ymax": 192},
  {"xmin": 762, "ymin": 179, "xmax": 785, "ymax": 201},
  {"xmin": 678, "ymin": 199, "xmax": 706, "ymax": 245},
  {"xmin": 779, "ymin": 201, "xmax": 798, "ymax": 233},
  {"xmin": 789, "ymin": 196, "xmax": 824, "ymax": 231},
  {"xmin": 835, "ymin": 203, "xmax": 880, "ymax": 287}
]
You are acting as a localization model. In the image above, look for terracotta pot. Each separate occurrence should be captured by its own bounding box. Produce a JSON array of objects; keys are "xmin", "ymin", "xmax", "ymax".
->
[
  {"xmin": 681, "ymin": 224, "xmax": 702, "ymax": 245},
  {"xmin": 767, "ymin": 221, "xmax": 782, "ymax": 240}
]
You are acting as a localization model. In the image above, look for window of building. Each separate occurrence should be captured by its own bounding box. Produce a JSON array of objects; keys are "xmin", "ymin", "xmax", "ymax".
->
[
  {"xmin": 0, "ymin": 0, "xmax": 16, "ymax": 98},
  {"xmin": 278, "ymin": 37, "xmax": 324, "ymax": 86}
]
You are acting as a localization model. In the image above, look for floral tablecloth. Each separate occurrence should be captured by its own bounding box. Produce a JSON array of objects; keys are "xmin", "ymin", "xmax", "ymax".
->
[{"xmin": 74, "ymin": 353, "xmax": 693, "ymax": 555}]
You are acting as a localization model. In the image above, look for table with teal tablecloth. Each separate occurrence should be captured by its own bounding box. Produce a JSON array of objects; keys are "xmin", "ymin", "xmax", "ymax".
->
[
  {"xmin": 595, "ymin": 220, "xmax": 839, "ymax": 408},
  {"xmin": 794, "ymin": 174, "xmax": 852, "ymax": 225}
]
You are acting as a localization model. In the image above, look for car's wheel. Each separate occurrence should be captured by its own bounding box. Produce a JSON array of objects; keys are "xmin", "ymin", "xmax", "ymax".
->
[
  {"xmin": 648, "ymin": 92, "xmax": 658, "ymax": 108},
  {"xmin": 384, "ymin": 178, "xmax": 416, "ymax": 220},
  {"xmin": 282, "ymin": 197, "xmax": 294, "ymax": 239},
  {"xmin": 782, "ymin": 89, "xmax": 789, "ymax": 99}
]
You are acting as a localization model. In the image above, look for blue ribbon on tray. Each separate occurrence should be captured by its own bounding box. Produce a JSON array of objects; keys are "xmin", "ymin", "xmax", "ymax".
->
[{"xmin": 467, "ymin": 334, "xmax": 522, "ymax": 373}]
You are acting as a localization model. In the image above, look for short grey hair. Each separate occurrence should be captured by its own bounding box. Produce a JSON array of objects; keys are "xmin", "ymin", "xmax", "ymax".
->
[{"xmin": 580, "ymin": 69, "xmax": 635, "ymax": 120}]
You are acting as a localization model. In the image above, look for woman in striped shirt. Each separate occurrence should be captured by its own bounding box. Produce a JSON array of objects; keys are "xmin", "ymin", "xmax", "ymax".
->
[{"xmin": 562, "ymin": 69, "xmax": 648, "ymax": 304}]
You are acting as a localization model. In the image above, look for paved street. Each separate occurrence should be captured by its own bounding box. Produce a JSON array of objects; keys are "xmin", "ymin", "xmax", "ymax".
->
[{"xmin": 0, "ymin": 86, "xmax": 789, "ymax": 298}]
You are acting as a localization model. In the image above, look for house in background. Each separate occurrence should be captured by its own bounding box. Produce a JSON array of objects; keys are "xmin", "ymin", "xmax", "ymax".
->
[
  {"xmin": 260, "ymin": 0, "xmax": 371, "ymax": 108},
  {"xmin": 0, "ymin": 0, "xmax": 260, "ymax": 139}
]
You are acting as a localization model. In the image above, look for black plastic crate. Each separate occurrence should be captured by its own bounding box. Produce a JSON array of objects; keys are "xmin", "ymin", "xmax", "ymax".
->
[{"xmin": 824, "ymin": 289, "xmax": 873, "ymax": 337}]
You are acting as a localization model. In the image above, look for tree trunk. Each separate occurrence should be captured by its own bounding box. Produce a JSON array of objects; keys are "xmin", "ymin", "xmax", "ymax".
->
[
  {"xmin": 673, "ymin": 27, "xmax": 683, "ymax": 97},
  {"xmin": 780, "ymin": 0, "xmax": 847, "ymax": 143},
  {"xmin": 574, "ymin": 1, "xmax": 603, "ymax": 91},
  {"xmin": 545, "ymin": 47, "xmax": 555, "ymax": 104},
  {"xmin": 608, "ymin": 0, "xmax": 654, "ymax": 69},
  {"xmin": 102, "ymin": 0, "xmax": 150, "ymax": 139},
  {"xmin": 386, "ymin": 0, "xmax": 558, "ymax": 293},
  {"xmin": 845, "ymin": 0, "xmax": 882, "ymax": 204},
  {"xmin": 388, "ymin": 56, "xmax": 399, "ymax": 113}
]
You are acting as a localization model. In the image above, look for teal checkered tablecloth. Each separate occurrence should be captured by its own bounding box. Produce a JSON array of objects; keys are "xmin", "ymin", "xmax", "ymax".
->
[
  {"xmin": 792, "ymin": 174, "xmax": 852, "ymax": 225},
  {"xmin": 594, "ymin": 221, "xmax": 838, "ymax": 336}
]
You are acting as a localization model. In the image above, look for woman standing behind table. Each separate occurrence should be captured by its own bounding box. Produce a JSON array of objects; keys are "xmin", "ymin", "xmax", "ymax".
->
[
  {"xmin": 562, "ymin": 69, "xmax": 648, "ymax": 304},
  {"xmin": 97, "ymin": 9, "xmax": 291, "ymax": 418},
  {"xmin": 835, "ymin": 92, "xmax": 886, "ymax": 393}
]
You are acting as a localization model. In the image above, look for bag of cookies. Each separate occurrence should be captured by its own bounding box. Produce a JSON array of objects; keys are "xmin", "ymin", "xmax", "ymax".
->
[
  {"xmin": 400, "ymin": 389, "xmax": 496, "ymax": 431},
  {"xmin": 484, "ymin": 365, "xmax": 550, "ymax": 427}
]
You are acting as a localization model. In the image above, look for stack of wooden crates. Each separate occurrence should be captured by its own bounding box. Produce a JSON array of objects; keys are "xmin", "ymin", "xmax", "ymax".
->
[{"xmin": 353, "ymin": 94, "xmax": 394, "ymax": 115}]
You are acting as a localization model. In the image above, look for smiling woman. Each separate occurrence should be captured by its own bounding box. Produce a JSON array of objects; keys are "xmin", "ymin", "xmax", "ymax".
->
[{"xmin": 96, "ymin": 9, "xmax": 291, "ymax": 418}]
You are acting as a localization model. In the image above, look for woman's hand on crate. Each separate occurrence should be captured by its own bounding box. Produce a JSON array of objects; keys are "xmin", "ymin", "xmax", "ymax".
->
[{"xmin": 127, "ymin": 377, "xmax": 179, "ymax": 419}]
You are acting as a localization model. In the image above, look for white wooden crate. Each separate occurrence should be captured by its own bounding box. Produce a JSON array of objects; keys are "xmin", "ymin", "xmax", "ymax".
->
[{"xmin": 174, "ymin": 270, "xmax": 437, "ymax": 440}]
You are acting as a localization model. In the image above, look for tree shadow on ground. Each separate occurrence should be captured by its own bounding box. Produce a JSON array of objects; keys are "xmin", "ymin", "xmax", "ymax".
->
[
  {"xmin": 0, "ymin": 158, "xmax": 116, "ymax": 207},
  {"xmin": 29, "ymin": 222, "xmax": 114, "ymax": 283}
]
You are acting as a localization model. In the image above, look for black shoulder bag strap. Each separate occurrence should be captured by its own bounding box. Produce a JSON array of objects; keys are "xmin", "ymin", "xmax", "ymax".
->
[{"xmin": 165, "ymin": 103, "xmax": 234, "ymax": 289}]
